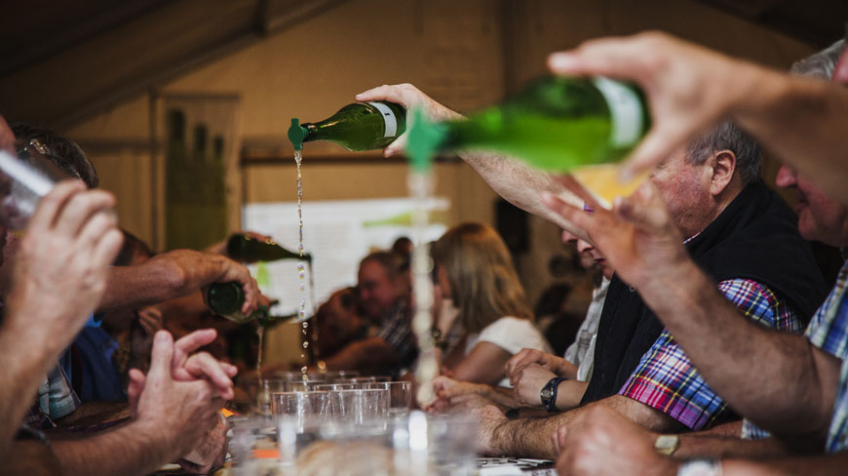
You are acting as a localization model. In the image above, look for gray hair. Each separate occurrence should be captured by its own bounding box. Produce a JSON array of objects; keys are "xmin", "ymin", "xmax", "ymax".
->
[
  {"xmin": 791, "ymin": 39, "xmax": 846, "ymax": 79},
  {"xmin": 686, "ymin": 120, "xmax": 762, "ymax": 185}
]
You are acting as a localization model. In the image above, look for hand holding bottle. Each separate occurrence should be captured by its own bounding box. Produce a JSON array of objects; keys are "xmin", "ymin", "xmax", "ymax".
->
[
  {"xmin": 355, "ymin": 83, "xmax": 465, "ymax": 157},
  {"xmin": 546, "ymin": 31, "xmax": 757, "ymax": 180}
]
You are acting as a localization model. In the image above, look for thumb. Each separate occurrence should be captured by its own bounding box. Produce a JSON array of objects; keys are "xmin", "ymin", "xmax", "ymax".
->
[
  {"xmin": 613, "ymin": 183, "xmax": 670, "ymax": 233},
  {"xmin": 148, "ymin": 331, "xmax": 175, "ymax": 380}
]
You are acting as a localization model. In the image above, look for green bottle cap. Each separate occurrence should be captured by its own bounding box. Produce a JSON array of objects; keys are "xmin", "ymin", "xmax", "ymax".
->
[
  {"xmin": 288, "ymin": 118, "xmax": 309, "ymax": 151},
  {"xmin": 405, "ymin": 107, "xmax": 444, "ymax": 173}
]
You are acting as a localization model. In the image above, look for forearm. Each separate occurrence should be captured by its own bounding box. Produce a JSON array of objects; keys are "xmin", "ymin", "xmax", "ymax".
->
[
  {"xmin": 100, "ymin": 262, "xmax": 188, "ymax": 313},
  {"xmin": 482, "ymin": 386, "xmax": 523, "ymax": 409},
  {"xmin": 6, "ymin": 439, "xmax": 62, "ymax": 476},
  {"xmin": 638, "ymin": 260, "xmax": 835, "ymax": 442},
  {"xmin": 459, "ymin": 150, "xmax": 588, "ymax": 239},
  {"xmin": 0, "ymin": 326, "xmax": 63, "ymax": 453},
  {"xmin": 323, "ymin": 338, "xmax": 400, "ymax": 372},
  {"xmin": 555, "ymin": 380, "xmax": 587, "ymax": 410},
  {"xmin": 56, "ymin": 402, "xmax": 129, "ymax": 428},
  {"xmin": 721, "ymin": 453, "xmax": 848, "ymax": 476},
  {"xmin": 732, "ymin": 66, "xmax": 848, "ymax": 205},
  {"xmin": 493, "ymin": 409, "xmax": 578, "ymax": 458},
  {"xmin": 52, "ymin": 421, "xmax": 177, "ymax": 476},
  {"xmin": 675, "ymin": 435, "xmax": 790, "ymax": 460}
]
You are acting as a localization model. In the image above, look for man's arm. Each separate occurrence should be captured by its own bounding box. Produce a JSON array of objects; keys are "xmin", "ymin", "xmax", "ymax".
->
[
  {"xmin": 481, "ymin": 395, "xmax": 681, "ymax": 459},
  {"xmin": 322, "ymin": 337, "xmax": 401, "ymax": 373},
  {"xmin": 546, "ymin": 31, "xmax": 848, "ymax": 204},
  {"xmin": 6, "ymin": 438, "xmax": 62, "ymax": 476},
  {"xmin": 99, "ymin": 249, "xmax": 259, "ymax": 314},
  {"xmin": 354, "ymin": 84, "xmax": 587, "ymax": 238},
  {"xmin": 0, "ymin": 183, "xmax": 122, "ymax": 455},
  {"xmin": 542, "ymin": 180, "xmax": 840, "ymax": 451}
]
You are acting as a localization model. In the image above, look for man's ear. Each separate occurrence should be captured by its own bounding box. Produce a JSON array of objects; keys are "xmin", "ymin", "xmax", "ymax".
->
[{"xmin": 708, "ymin": 150, "xmax": 736, "ymax": 196}]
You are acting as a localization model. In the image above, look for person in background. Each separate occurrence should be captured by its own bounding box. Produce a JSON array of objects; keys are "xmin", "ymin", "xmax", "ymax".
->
[
  {"xmin": 319, "ymin": 251, "xmax": 417, "ymax": 377},
  {"xmin": 427, "ymin": 223, "xmax": 550, "ymax": 387}
]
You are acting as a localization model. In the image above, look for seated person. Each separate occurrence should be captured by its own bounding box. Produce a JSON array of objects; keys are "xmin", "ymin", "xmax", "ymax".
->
[
  {"xmin": 319, "ymin": 251, "xmax": 418, "ymax": 377},
  {"xmin": 430, "ymin": 222, "xmax": 551, "ymax": 387},
  {"xmin": 432, "ymin": 230, "xmax": 610, "ymax": 411},
  {"xmin": 312, "ymin": 287, "xmax": 368, "ymax": 358}
]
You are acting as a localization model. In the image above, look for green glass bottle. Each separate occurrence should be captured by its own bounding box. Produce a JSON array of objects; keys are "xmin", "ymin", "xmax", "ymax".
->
[
  {"xmin": 406, "ymin": 76, "xmax": 651, "ymax": 172},
  {"xmin": 226, "ymin": 233, "xmax": 312, "ymax": 263},
  {"xmin": 288, "ymin": 101, "xmax": 406, "ymax": 151},
  {"xmin": 207, "ymin": 282, "xmax": 270, "ymax": 324}
]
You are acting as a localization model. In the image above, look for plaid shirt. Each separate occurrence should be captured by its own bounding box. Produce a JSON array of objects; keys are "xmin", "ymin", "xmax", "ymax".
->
[
  {"xmin": 619, "ymin": 279, "xmax": 803, "ymax": 430},
  {"xmin": 375, "ymin": 301, "xmax": 419, "ymax": 375},
  {"xmin": 24, "ymin": 364, "xmax": 80, "ymax": 429},
  {"xmin": 744, "ymin": 260, "xmax": 848, "ymax": 441}
]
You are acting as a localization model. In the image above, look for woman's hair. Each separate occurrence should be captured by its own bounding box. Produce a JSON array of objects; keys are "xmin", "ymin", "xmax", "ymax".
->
[{"xmin": 431, "ymin": 222, "xmax": 533, "ymax": 334}]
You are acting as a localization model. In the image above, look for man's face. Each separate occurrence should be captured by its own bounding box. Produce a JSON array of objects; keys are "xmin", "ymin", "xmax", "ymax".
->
[
  {"xmin": 776, "ymin": 165, "xmax": 848, "ymax": 246},
  {"xmin": 562, "ymin": 230, "xmax": 613, "ymax": 279},
  {"xmin": 357, "ymin": 260, "xmax": 398, "ymax": 321},
  {"xmin": 650, "ymin": 148, "xmax": 714, "ymax": 239}
]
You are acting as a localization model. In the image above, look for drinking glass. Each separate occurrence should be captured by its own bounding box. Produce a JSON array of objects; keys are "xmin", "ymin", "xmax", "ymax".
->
[
  {"xmin": 271, "ymin": 391, "xmax": 336, "ymax": 433},
  {"xmin": 335, "ymin": 389, "xmax": 388, "ymax": 426},
  {"xmin": 361, "ymin": 382, "xmax": 412, "ymax": 417},
  {"xmin": 246, "ymin": 378, "xmax": 287, "ymax": 416}
]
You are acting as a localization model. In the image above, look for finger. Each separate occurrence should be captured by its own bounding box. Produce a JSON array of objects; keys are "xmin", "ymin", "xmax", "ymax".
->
[
  {"xmin": 175, "ymin": 329, "xmax": 218, "ymax": 355},
  {"xmin": 241, "ymin": 276, "xmax": 259, "ymax": 314},
  {"xmin": 76, "ymin": 209, "xmax": 117, "ymax": 252},
  {"xmin": 53, "ymin": 190, "xmax": 117, "ymax": 237},
  {"xmin": 384, "ymin": 134, "xmax": 408, "ymax": 158},
  {"xmin": 90, "ymin": 228, "xmax": 124, "ymax": 270},
  {"xmin": 541, "ymin": 192, "xmax": 595, "ymax": 234},
  {"xmin": 546, "ymin": 35, "xmax": 655, "ymax": 82},
  {"xmin": 619, "ymin": 128, "xmax": 682, "ymax": 181},
  {"xmin": 551, "ymin": 174, "xmax": 605, "ymax": 212},
  {"xmin": 148, "ymin": 331, "xmax": 175, "ymax": 380},
  {"xmin": 355, "ymin": 85, "xmax": 408, "ymax": 105},
  {"xmin": 26, "ymin": 181, "xmax": 86, "ymax": 234},
  {"xmin": 554, "ymin": 426, "xmax": 569, "ymax": 455},
  {"xmin": 185, "ymin": 353, "xmax": 235, "ymax": 399},
  {"xmin": 613, "ymin": 182, "xmax": 669, "ymax": 233}
]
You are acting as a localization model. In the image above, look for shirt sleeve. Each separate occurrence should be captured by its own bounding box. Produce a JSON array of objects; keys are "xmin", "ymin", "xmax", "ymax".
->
[
  {"xmin": 475, "ymin": 317, "xmax": 551, "ymax": 355},
  {"xmin": 618, "ymin": 279, "xmax": 802, "ymax": 430}
]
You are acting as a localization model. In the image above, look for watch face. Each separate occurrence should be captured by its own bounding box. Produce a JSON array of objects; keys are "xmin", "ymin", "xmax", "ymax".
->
[{"xmin": 541, "ymin": 388, "xmax": 554, "ymax": 399}]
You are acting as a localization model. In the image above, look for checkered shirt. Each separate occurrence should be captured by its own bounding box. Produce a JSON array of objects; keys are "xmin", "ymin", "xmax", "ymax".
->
[{"xmin": 619, "ymin": 279, "xmax": 803, "ymax": 430}]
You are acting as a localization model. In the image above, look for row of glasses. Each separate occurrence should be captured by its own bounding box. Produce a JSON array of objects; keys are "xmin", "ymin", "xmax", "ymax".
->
[{"xmin": 230, "ymin": 410, "xmax": 478, "ymax": 475}]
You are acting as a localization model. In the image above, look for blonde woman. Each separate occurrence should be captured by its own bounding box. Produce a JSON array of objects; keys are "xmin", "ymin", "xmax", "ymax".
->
[{"xmin": 432, "ymin": 223, "xmax": 551, "ymax": 387}]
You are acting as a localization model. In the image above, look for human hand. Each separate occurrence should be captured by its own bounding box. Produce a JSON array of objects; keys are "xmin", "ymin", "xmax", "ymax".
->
[
  {"xmin": 555, "ymin": 406, "xmax": 675, "ymax": 476},
  {"xmin": 155, "ymin": 249, "xmax": 259, "ymax": 315},
  {"xmin": 129, "ymin": 329, "xmax": 237, "ymax": 404},
  {"xmin": 132, "ymin": 331, "xmax": 224, "ymax": 458},
  {"xmin": 129, "ymin": 306, "xmax": 163, "ymax": 368},
  {"xmin": 177, "ymin": 412, "xmax": 228, "ymax": 474},
  {"xmin": 506, "ymin": 348, "xmax": 565, "ymax": 383},
  {"xmin": 472, "ymin": 405, "xmax": 509, "ymax": 456},
  {"xmin": 512, "ymin": 363, "xmax": 557, "ymax": 407},
  {"xmin": 547, "ymin": 31, "xmax": 755, "ymax": 180},
  {"xmin": 354, "ymin": 84, "xmax": 465, "ymax": 157},
  {"xmin": 541, "ymin": 176, "xmax": 692, "ymax": 294},
  {"xmin": 5, "ymin": 181, "xmax": 122, "ymax": 353}
]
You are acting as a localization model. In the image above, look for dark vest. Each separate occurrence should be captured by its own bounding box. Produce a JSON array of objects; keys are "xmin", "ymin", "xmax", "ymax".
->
[{"xmin": 581, "ymin": 181, "xmax": 828, "ymax": 405}]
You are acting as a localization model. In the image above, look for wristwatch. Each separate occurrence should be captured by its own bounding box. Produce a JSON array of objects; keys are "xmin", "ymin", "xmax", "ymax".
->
[
  {"xmin": 539, "ymin": 377, "xmax": 568, "ymax": 412},
  {"xmin": 654, "ymin": 434, "xmax": 680, "ymax": 456},
  {"xmin": 677, "ymin": 459, "xmax": 722, "ymax": 476}
]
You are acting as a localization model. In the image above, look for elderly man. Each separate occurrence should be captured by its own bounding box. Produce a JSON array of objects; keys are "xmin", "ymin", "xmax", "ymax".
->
[
  {"xmin": 363, "ymin": 82, "xmax": 826, "ymax": 457},
  {"xmin": 321, "ymin": 251, "xmax": 417, "ymax": 376},
  {"xmin": 546, "ymin": 38, "xmax": 848, "ymax": 475}
]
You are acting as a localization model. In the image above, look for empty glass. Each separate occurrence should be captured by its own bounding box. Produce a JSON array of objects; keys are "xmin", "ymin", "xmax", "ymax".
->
[
  {"xmin": 362, "ymin": 382, "xmax": 413, "ymax": 417},
  {"xmin": 246, "ymin": 378, "xmax": 287, "ymax": 416},
  {"xmin": 336, "ymin": 389, "xmax": 389, "ymax": 426},
  {"xmin": 0, "ymin": 140, "xmax": 71, "ymax": 229},
  {"xmin": 271, "ymin": 391, "xmax": 336, "ymax": 433}
]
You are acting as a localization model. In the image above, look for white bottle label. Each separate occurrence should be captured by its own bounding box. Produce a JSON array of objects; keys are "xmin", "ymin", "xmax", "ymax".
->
[
  {"xmin": 368, "ymin": 102, "xmax": 399, "ymax": 138},
  {"xmin": 592, "ymin": 77, "xmax": 644, "ymax": 148}
]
